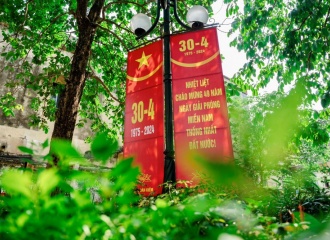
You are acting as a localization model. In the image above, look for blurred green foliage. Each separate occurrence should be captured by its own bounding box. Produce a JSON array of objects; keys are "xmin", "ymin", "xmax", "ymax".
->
[{"xmin": 1, "ymin": 111, "xmax": 330, "ymax": 239}]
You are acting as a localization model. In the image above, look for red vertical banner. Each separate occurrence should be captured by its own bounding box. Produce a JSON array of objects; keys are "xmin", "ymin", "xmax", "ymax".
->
[
  {"xmin": 171, "ymin": 27, "xmax": 234, "ymax": 183},
  {"xmin": 124, "ymin": 40, "xmax": 164, "ymax": 196}
]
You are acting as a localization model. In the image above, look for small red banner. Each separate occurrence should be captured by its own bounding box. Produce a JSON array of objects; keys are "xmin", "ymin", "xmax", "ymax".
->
[
  {"xmin": 171, "ymin": 28, "xmax": 233, "ymax": 183},
  {"xmin": 171, "ymin": 28, "xmax": 222, "ymax": 79},
  {"xmin": 124, "ymin": 40, "xmax": 164, "ymax": 195}
]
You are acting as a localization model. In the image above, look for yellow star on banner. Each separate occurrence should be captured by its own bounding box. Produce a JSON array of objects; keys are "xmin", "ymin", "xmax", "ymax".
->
[{"xmin": 136, "ymin": 51, "xmax": 152, "ymax": 69}]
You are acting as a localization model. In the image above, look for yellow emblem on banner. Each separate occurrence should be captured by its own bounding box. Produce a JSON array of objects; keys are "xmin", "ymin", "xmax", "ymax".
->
[
  {"xmin": 136, "ymin": 51, "xmax": 152, "ymax": 69},
  {"xmin": 126, "ymin": 62, "xmax": 163, "ymax": 82},
  {"xmin": 171, "ymin": 51, "xmax": 220, "ymax": 68},
  {"xmin": 139, "ymin": 173, "xmax": 152, "ymax": 183}
]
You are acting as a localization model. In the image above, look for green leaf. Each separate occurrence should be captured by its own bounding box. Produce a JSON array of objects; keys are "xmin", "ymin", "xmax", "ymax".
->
[
  {"xmin": 18, "ymin": 146, "xmax": 34, "ymax": 155},
  {"xmin": 37, "ymin": 169, "xmax": 60, "ymax": 196},
  {"xmin": 1, "ymin": 170, "xmax": 33, "ymax": 198},
  {"xmin": 321, "ymin": 92, "xmax": 330, "ymax": 108},
  {"xmin": 91, "ymin": 133, "xmax": 118, "ymax": 163},
  {"xmin": 42, "ymin": 139, "xmax": 49, "ymax": 149},
  {"xmin": 110, "ymin": 158, "xmax": 134, "ymax": 178},
  {"xmin": 50, "ymin": 139, "xmax": 82, "ymax": 160}
]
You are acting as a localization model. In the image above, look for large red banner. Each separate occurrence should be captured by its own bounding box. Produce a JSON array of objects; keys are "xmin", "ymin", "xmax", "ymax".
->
[
  {"xmin": 124, "ymin": 40, "xmax": 164, "ymax": 195},
  {"xmin": 171, "ymin": 27, "xmax": 233, "ymax": 183}
]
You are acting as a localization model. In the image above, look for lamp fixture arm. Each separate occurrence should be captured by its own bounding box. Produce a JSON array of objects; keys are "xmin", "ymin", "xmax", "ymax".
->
[
  {"xmin": 136, "ymin": 0, "xmax": 162, "ymax": 40},
  {"xmin": 171, "ymin": 0, "xmax": 191, "ymax": 30}
]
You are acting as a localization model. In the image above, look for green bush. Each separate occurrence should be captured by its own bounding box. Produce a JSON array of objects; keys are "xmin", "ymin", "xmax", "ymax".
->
[{"xmin": 1, "ymin": 134, "xmax": 330, "ymax": 239}]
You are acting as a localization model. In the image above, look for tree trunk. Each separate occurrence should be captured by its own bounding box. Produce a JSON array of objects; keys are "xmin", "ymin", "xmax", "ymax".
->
[{"xmin": 51, "ymin": 0, "xmax": 105, "ymax": 164}]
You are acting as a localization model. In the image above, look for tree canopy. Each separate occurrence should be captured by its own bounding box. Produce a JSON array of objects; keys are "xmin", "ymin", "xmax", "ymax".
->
[
  {"xmin": 224, "ymin": 0, "xmax": 330, "ymax": 183},
  {"xmin": 225, "ymin": 0, "xmax": 330, "ymax": 107},
  {"xmin": 0, "ymin": 0, "xmax": 216, "ymax": 144}
]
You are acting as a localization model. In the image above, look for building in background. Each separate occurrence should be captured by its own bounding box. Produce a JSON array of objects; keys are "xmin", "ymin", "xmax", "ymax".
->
[{"xmin": 0, "ymin": 26, "xmax": 91, "ymax": 156}]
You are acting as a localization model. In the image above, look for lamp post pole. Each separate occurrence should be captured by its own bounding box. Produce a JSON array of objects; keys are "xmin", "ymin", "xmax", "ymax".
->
[
  {"xmin": 162, "ymin": 0, "xmax": 175, "ymax": 186},
  {"xmin": 130, "ymin": 0, "xmax": 209, "ymax": 191}
]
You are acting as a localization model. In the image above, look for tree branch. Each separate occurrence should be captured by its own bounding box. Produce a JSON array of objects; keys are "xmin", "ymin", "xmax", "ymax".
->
[
  {"xmin": 20, "ymin": 0, "xmax": 34, "ymax": 29},
  {"xmin": 96, "ymin": 24, "xmax": 129, "ymax": 51},
  {"xmin": 104, "ymin": 1, "xmax": 148, "ymax": 11},
  {"xmin": 293, "ymin": 14, "xmax": 311, "ymax": 32},
  {"xmin": 88, "ymin": 71, "xmax": 123, "ymax": 105},
  {"xmin": 87, "ymin": 47, "xmax": 124, "ymax": 105},
  {"xmin": 88, "ymin": 0, "xmax": 106, "ymax": 23},
  {"xmin": 76, "ymin": 0, "xmax": 89, "ymax": 29},
  {"xmin": 324, "ymin": 6, "xmax": 330, "ymax": 28},
  {"xmin": 102, "ymin": 19, "xmax": 132, "ymax": 34}
]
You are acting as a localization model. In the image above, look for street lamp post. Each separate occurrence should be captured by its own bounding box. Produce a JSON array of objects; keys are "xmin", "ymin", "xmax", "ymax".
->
[{"xmin": 130, "ymin": 0, "xmax": 209, "ymax": 189}]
